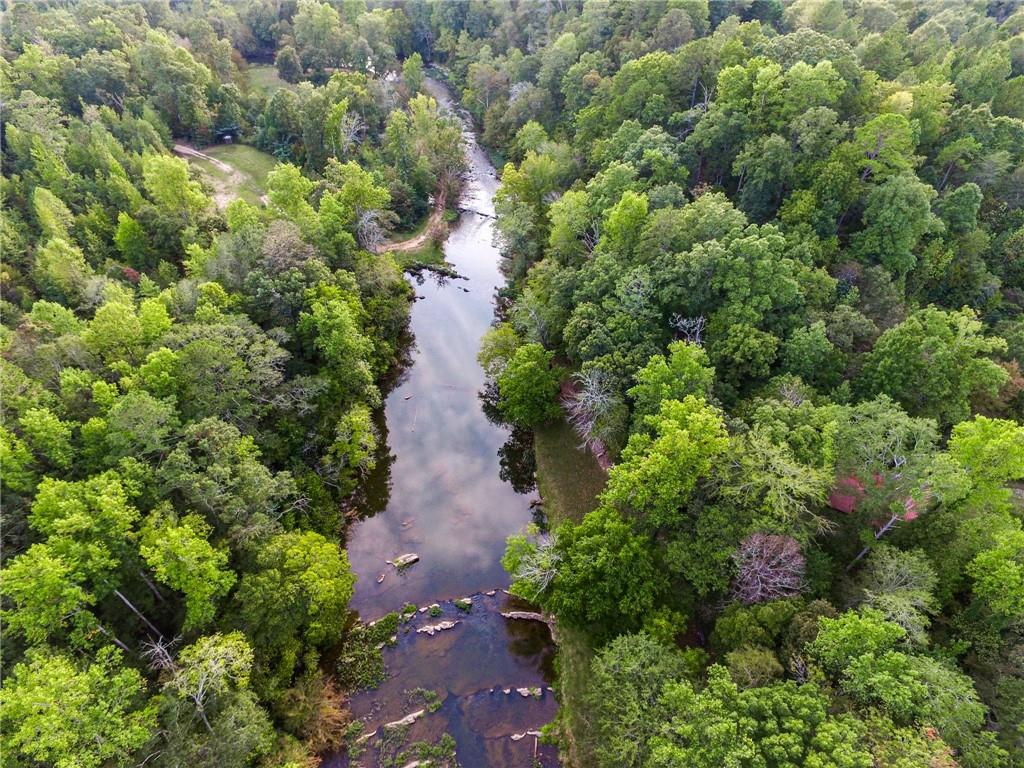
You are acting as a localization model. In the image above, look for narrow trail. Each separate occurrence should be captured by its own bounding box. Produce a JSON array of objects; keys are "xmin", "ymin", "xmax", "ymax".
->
[
  {"xmin": 384, "ymin": 194, "xmax": 446, "ymax": 253},
  {"xmin": 173, "ymin": 143, "xmax": 233, "ymax": 173}
]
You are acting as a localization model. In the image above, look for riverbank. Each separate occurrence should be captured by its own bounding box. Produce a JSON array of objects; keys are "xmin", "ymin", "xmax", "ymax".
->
[
  {"xmin": 533, "ymin": 418, "xmax": 606, "ymax": 525},
  {"xmin": 336, "ymin": 77, "xmax": 559, "ymax": 767}
]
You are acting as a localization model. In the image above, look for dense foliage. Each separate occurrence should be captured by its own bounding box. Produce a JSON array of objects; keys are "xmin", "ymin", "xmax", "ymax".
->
[
  {"xmin": 5, "ymin": 1, "xmax": 1024, "ymax": 767},
  {"xmin": 0, "ymin": 2, "xmax": 464, "ymax": 766},
  {"xmin": 448, "ymin": 1, "xmax": 1024, "ymax": 766}
]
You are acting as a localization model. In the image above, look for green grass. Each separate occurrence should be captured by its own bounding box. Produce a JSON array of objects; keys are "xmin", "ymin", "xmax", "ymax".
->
[
  {"xmin": 547, "ymin": 625, "xmax": 597, "ymax": 768},
  {"xmin": 396, "ymin": 242, "xmax": 446, "ymax": 269},
  {"xmin": 206, "ymin": 144, "xmax": 278, "ymax": 179},
  {"xmin": 534, "ymin": 417, "xmax": 606, "ymax": 525},
  {"xmin": 246, "ymin": 64, "xmax": 294, "ymax": 96},
  {"xmin": 389, "ymin": 212, "xmax": 433, "ymax": 241},
  {"xmin": 188, "ymin": 144, "xmax": 277, "ymax": 207}
]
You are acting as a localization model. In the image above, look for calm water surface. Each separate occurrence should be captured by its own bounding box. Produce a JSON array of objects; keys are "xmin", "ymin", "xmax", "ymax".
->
[{"xmin": 337, "ymin": 79, "xmax": 558, "ymax": 767}]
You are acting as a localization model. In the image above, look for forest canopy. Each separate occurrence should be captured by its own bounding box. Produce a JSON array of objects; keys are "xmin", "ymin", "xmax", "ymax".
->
[
  {"xmin": 449, "ymin": 1, "xmax": 1024, "ymax": 767},
  {"xmin": 3, "ymin": 1, "xmax": 1024, "ymax": 768}
]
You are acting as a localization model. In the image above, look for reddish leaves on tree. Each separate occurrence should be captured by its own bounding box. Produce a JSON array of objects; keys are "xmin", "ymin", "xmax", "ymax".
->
[{"xmin": 732, "ymin": 533, "xmax": 805, "ymax": 604}]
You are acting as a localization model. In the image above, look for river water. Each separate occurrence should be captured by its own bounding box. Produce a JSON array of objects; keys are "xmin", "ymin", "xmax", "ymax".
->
[{"xmin": 336, "ymin": 80, "xmax": 559, "ymax": 767}]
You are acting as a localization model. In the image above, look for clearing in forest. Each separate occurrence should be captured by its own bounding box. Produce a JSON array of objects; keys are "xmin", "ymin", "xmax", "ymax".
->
[{"xmin": 175, "ymin": 143, "xmax": 278, "ymax": 208}]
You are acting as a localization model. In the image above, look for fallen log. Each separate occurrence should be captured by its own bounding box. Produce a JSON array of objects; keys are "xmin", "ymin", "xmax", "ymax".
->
[
  {"xmin": 385, "ymin": 709, "xmax": 425, "ymax": 729},
  {"xmin": 502, "ymin": 611, "xmax": 553, "ymax": 625}
]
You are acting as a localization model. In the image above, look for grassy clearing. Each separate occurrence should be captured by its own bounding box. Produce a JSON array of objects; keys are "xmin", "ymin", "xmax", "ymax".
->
[
  {"xmin": 532, "ymin": 418, "xmax": 606, "ymax": 768},
  {"xmin": 546, "ymin": 625, "xmax": 596, "ymax": 768},
  {"xmin": 395, "ymin": 241, "xmax": 445, "ymax": 268},
  {"xmin": 188, "ymin": 144, "xmax": 277, "ymax": 207},
  {"xmin": 534, "ymin": 417, "xmax": 606, "ymax": 525},
  {"xmin": 205, "ymin": 144, "xmax": 278, "ymax": 179},
  {"xmin": 246, "ymin": 64, "xmax": 294, "ymax": 96}
]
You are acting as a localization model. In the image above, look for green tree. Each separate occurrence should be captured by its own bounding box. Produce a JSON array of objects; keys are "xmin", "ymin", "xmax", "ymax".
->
[
  {"xmin": 603, "ymin": 396, "xmax": 728, "ymax": 531},
  {"xmin": 495, "ymin": 343, "xmax": 561, "ymax": 426},
  {"xmin": 968, "ymin": 528, "xmax": 1024, "ymax": 627},
  {"xmin": 266, "ymin": 163, "xmax": 316, "ymax": 226},
  {"xmin": 299, "ymin": 294, "xmax": 375, "ymax": 401},
  {"xmin": 0, "ymin": 426, "xmax": 37, "ymax": 493},
  {"xmin": 649, "ymin": 666, "xmax": 872, "ymax": 768},
  {"xmin": 142, "ymin": 153, "xmax": 208, "ymax": 219},
  {"xmin": 140, "ymin": 510, "xmax": 235, "ymax": 631},
  {"xmin": 781, "ymin": 320, "xmax": 845, "ymax": 392},
  {"xmin": 402, "ymin": 52, "xmax": 424, "ymax": 93},
  {"xmin": 807, "ymin": 608, "xmax": 906, "ymax": 675},
  {"xmin": 627, "ymin": 342, "xmax": 715, "ymax": 425},
  {"xmin": 320, "ymin": 404, "xmax": 378, "ymax": 494},
  {"xmin": 708, "ymin": 324, "xmax": 780, "ymax": 398},
  {"xmin": 1, "ymin": 543, "xmax": 96, "ymax": 645},
  {"xmin": 540, "ymin": 505, "xmax": 665, "ymax": 636},
  {"xmin": 103, "ymin": 390, "xmax": 179, "ymax": 462},
  {"xmin": 158, "ymin": 418, "xmax": 295, "ymax": 545},
  {"xmin": 18, "ymin": 407, "xmax": 75, "ymax": 470},
  {"xmin": 948, "ymin": 416, "xmax": 1024, "ymax": 505},
  {"xmin": 1, "ymin": 648, "xmax": 156, "ymax": 768},
  {"xmin": 720, "ymin": 428, "xmax": 832, "ymax": 540},
  {"xmin": 29, "ymin": 471, "xmax": 140, "ymax": 589},
  {"xmin": 275, "ymin": 45, "xmax": 303, "ymax": 83},
  {"xmin": 33, "ymin": 237, "xmax": 90, "ymax": 304},
  {"xmin": 852, "ymin": 173, "xmax": 941, "ymax": 279},
  {"xmin": 82, "ymin": 300, "xmax": 145, "ymax": 364},
  {"xmin": 235, "ymin": 531, "xmax": 355, "ymax": 686},
  {"xmin": 155, "ymin": 633, "xmax": 275, "ymax": 768},
  {"xmin": 854, "ymin": 545, "xmax": 937, "ymax": 645},
  {"xmin": 583, "ymin": 632, "xmax": 694, "ymax": 768},
  {"xmin": 114, "ymin": 212, "xmax": 150, "ymax": 268},
  {"xmin": 293, "ymin": 0, "xmax": 343, "ymax": 75},
  {"xmin": 860, "ymin": 306, "xmax": 1007, "ymax": 427},
  {"xmin": 477, "ymin": 323, "xmax": 523, "ymax": 378}
]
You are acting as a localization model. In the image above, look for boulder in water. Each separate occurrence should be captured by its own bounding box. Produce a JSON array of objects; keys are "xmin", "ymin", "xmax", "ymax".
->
[
  {"xmin": 384, "ymin": 709, "xmax": 425, "ymax": 729},
  {"xmin": 416, "ymin": 620, "xmax": 459, "ymax": 636},
  {"xmin": 392, "ymin": 553, "xmax": 419, "ymax": 569}
]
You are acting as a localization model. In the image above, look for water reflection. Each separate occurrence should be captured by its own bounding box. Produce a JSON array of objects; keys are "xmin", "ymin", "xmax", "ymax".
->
[
  {"xmin": 498, "ymin": 427, "xmax": 537, "ymax": 496},
  {"xmin": 337, "ymin": 78, "xmax": 557, "ymax": 767}
]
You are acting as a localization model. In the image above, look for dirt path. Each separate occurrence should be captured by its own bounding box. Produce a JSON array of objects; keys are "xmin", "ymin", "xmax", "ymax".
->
[
  {"xmin": 174, "ymin": 143, "xmax": 233, "ymax": 173},
  {"xmin": 178, "ymin": 139, "xmax": 445, "ymax": 245},
  {"xmin": 384, "ymin": 192, "xmax": 446, "ymax": 253},
  {"xmin": 174, "ymin": 143, "xmax": 268, "ymax": 209}
]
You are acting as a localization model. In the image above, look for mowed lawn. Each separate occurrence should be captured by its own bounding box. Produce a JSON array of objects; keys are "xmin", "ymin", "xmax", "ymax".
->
[
  {"xmin": 246, "ymin": 64, "xmax": 294, "ymax": 96},
  {"xmin": 188, "ymin": 144, "xmax": 278, "ymax": 207},
  {"xmin": 533, "ymin": 417, "xmax": 607, "ymax": 525}
]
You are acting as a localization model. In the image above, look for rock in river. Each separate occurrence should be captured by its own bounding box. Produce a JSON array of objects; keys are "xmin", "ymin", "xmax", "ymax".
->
[
  {"xmin": 416, "ymin": 620, "xmax": 459, "ymax": 636},
  {"xmin": 391, "ymin": 553, "xmax": 420, "ymax": 569}
]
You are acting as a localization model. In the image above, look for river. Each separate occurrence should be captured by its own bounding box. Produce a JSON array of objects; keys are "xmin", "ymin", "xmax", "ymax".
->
[{"xmin": 334, "ymin": 79, "xmax": 559, "ymax": 767}]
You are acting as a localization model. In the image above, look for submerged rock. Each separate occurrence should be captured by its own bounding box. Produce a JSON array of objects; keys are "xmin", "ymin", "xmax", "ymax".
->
[
  {"xmin": 511, "ymin": 730, "xmax": 543, "ymax": 742},
  {"xmin": 416, "ymin": 620, "xmax": 459, "ymax": 636}
]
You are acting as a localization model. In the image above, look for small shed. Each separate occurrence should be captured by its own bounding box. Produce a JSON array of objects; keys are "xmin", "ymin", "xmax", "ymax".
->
[{"xmin": 215, "ymin": 125, "xmax": 240, "ymax": 143}]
